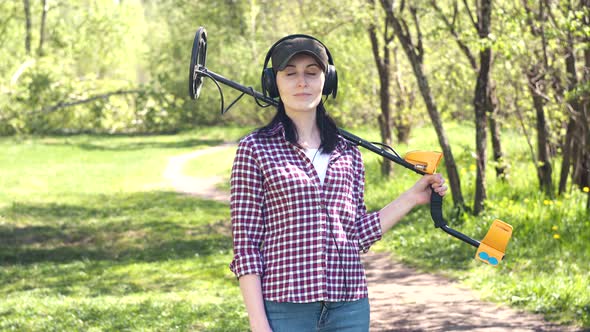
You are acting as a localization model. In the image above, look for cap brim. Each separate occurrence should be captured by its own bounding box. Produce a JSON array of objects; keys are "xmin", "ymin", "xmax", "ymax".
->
[{"xmin": 276, "ymin": 51, "xmax": 326, "ymax": 72}]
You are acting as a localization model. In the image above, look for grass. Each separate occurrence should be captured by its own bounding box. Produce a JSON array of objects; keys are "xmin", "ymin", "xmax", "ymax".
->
[
  {"xmin": 0, "ymin": 127, "xmax": 252, "ymax": 331},
  {"xmin": 1, "ymin": 123, "xmax": 588, "ymax": 330}
]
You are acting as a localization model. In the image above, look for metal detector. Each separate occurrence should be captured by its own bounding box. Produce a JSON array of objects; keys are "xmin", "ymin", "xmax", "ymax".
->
[{"xmin": 188, "ymin": 27, "xmax": 513, "ymax": 266}]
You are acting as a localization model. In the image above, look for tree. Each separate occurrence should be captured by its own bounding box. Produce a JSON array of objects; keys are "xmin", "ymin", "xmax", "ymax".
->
[
  {"xmin": 431, "ymin": 0, "xmax": 507, "ymax": 182},
  {"xmin": 547, "ymin": 0, "xmax": 590, "ymax": 194},
  {"xmin": 467, "ymin": 0, "xmax": 494, "ymax": 215},
  {"xmin": 38, "ymin": 0, "xmax": 48, "ymax": 56},
  {"xmin": 521, "ymin": 0, "xmax": 555, "ymax": 197},
  {"xmin": 380, "ymin": 0, "xmax": 465, "ymax": 207},
  {"xmin": 583, "ymin": 0, "xmax": 590, "ymax": 211},
  {"xmin": 22, "ymin": 0, "xmax": 31, "ymax": 55},
  {"xmin": 368, "ymin": 0, "xmax": 396, "ymax": 176}
]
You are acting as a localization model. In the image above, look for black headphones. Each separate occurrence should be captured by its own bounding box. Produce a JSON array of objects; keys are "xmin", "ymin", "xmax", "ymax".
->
[{"xmin": 261, "ymin": 34, "xmax": 338, "ymax": 99}]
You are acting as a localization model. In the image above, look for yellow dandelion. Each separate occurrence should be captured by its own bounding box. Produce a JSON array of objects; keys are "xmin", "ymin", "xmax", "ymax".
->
[
  {"xmin": 470, "ymin": 164, "xmax": 476, "ymax": 171},
  {"xmin": 584, "ymin": 187, "xmax": 589, "ymax": 193},
  {"xmin": 553, "ymin": 234, "xmax": 560, "ymax": 239},
  {"xmin": 552, "ymin": 225, "xmax": 558, "ymax": 231},
  {"xmin": 543, "ymin": 200, "xmax": 550, "ymax": 205}
]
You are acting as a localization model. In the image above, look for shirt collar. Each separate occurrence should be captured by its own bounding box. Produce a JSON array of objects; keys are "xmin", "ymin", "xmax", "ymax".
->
[
  {"xmin": 256, "ymin": 121, "xmax": 285, "ymax": 138},
  {"xmin": 257, "ymin": 121, "xmax": 352, "ymax": 153}
]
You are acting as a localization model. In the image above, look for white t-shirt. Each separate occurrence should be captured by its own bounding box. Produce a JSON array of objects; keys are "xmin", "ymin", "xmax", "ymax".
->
[{"xmin": 304, "ymin": 148, "xmax": 330, "ymax": 185}]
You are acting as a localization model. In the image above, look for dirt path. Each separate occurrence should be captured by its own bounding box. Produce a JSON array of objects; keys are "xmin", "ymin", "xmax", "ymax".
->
[
  {"xmin": 165, "ymin": 146, "xmax": 584, "ymax": 332},
  {"xmin": 163, "ymin": 143, "xmax": 234, "ymax": 202}
]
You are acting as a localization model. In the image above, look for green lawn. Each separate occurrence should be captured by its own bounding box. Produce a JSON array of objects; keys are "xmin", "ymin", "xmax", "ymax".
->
[
  {"xmin": 0, "ymin": 127, "xmax": 251, "ymax": 331},
  {"xmin": 1, "ymin": 124, "xmax": 588, "ymax": 330}
]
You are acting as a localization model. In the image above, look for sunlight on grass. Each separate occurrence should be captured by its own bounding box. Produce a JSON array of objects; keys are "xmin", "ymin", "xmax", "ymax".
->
[
  {"xmin": 183, "ymin": 146, "xmax": 238, "ymax": 178},
  {"xmin": 0, "ymin": 127, "xmax": 250, "ymax": 331}
]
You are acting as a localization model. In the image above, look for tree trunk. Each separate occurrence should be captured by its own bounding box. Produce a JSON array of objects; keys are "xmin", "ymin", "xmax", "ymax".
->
[
  {"xmin": 386, "ymin": 3, "xmax": 464, "ymax": 207},
  {"xmin": 23, "ymin": 0, "xmax": 31, "ymax": 55},
  {"xmin": 368, "ymin": 16, "xmax": 394, "ymax": 177},
  {"xmin": 431, "ymin": 0, "xmax": 506, "ymax": 180},
  {"xmin": 38, "ymin": 0, "xmax": 48, "ymax": 56},
  {"xmin": 472, "ymin": 0, "xmax": 493, "ymax": 215},
  {"xmin": 527, "ymin": 66, "xmax": 554, "ymax": 197},
  {"xmin": 392, "ymin": 46, "xmax": 413, "ymax": 143},
  {"xmin": 522, "ymin": 0, "xmax": 556, "ymax": 196},
  {"xmin": 488, "ymin": 80, "xmax": 506, "ymax": 179},
  {"xmin": 583, "ymin": 0, "xmax": 590, "ymax": 211},
  {"xmin": 473, "ymin": 58, "xmax": 489, "ymax": 215},
  {"xmin": 559, "ymin": 118, "xmax": 575, "ymax": 194},
  {"xmin": 563, "ymin": 29, "xmax": 586, "ymax": 190}
]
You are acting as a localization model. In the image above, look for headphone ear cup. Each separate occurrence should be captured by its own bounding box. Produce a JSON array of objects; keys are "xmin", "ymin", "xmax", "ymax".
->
[
  {"xmin": 323, "ymin": 64, "xmax": 338, "ymax": 98},
  {"xmin": 262, "ymin": 68, "xmax": 279, "ymax": 98}
]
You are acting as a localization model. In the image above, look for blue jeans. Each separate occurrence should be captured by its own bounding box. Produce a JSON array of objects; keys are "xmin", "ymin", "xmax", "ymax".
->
[{"xmin": 264, "ymin": 297, "xmax": 370, "ymax": 332}]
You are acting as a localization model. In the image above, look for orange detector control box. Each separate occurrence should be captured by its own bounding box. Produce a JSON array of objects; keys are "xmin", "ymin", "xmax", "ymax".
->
[{"xmin": 404, "ymin": 151, "xmax": 443, "ymax": 174}]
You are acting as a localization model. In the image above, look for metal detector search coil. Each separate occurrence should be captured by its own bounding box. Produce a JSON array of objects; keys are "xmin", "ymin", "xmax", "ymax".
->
[{"xmin": 187, "ymin": 26, "xmax": 514, "ymax": 266}]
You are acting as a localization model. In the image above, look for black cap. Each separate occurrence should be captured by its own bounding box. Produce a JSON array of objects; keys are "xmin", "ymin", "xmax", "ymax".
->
[{"xmin": 271, "ymin": 37, "xmax": 329, "ymax": 72}]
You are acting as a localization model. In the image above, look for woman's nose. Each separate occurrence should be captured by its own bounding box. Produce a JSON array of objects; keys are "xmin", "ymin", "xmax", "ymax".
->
[{"xmin": 296, "ymin": 74, "xmax": 308, "ymax": 87}]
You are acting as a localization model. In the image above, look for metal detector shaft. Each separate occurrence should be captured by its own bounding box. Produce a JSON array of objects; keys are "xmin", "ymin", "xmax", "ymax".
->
[
  {"xmin": 339, "ymin": 129, "xmax": 480, "ymax": 248},
  {"xmin": 337, "ymin": 129, "xmax": 422, "ymax": 175},
  {"xmin": 442, "ymin": 225, "xmax": 480, "ymax": 248},
  {"xmin": 198, "ymin": 67, "xmax": 481, "ymax": 249},
  {"xmin": 200, "ymin": 68, "xmax": 270, "ymax": 102},
  {"xmin": 344, "ymin": 130, "xmax": 480, "ymax": 248},
  {"xmin": 199, "ymin": 68, "xmax": 427, "ymax": 174}
]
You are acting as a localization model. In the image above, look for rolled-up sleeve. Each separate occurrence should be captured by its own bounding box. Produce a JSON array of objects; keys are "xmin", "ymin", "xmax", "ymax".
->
[
  {"xmin": 352, "ymin": 148, "xmax": 382, "ymax": 252},
  {"xmin": 229, "ymin": 137, "xmax": 265, "ymax": 278}
]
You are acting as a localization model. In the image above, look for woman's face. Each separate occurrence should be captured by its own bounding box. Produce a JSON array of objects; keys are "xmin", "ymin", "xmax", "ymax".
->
[{"xmin": 276, "ymin": 53, "xmax": 325, "ymax": 115}]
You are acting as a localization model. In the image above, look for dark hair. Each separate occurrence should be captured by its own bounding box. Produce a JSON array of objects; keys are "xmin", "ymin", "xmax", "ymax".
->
[{"xmin": 259, "ymin": 101, "xmax": 339, "ymax": 153}]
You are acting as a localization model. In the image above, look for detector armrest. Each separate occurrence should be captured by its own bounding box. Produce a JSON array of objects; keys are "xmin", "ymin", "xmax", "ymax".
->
[{"xmin": 475, "ymin": 219, "xmax": 513, "ymax": 266}]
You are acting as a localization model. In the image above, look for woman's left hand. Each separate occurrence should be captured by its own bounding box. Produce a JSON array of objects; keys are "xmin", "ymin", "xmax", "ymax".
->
[{"xmin": 409, "ymin": 173, "xmax": 448, "ymax": 206}]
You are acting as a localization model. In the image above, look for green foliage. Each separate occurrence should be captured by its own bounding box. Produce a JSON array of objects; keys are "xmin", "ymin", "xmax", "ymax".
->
[{"xmin": 2, "ymin": 0, "xmax": 587, "ymax": 140}]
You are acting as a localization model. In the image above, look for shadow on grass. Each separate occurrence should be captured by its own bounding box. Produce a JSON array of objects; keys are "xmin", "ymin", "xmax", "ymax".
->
[
  {"xmin": 42, "ymin": 138, "xmax": 227, "ymax": 151},
  {"xmin": 379, "ymin": 208, "xmax": 476, "ymax": 272},
  {"xmin": 0, "ymin": 191, "xmax": 232, "ymax": 266}
]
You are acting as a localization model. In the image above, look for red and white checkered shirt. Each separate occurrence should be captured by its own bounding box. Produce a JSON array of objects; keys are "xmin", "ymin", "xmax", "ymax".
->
[{"xmin": 229, "ymin": 122, "xmax": 382, "ymax": 303}]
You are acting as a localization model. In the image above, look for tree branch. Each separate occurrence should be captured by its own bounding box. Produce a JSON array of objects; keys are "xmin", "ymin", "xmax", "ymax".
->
[
  {"xmin": 431, "ymin": 0, "xmax": 478, "ymax": 70},
  {"xmin": 0, "ymin": 89, "xmax": 143, "ymax": 122},
  {"xmin": 368, "ymin": 24, "xmax": 384, "ymax": 70},
  {"xmin": 462, "ymin": 0, "xmax": 478, "ymax": 31},
  {"xmin": 409, "ymin": 6, "xmax": 424, "ymax": 61}
]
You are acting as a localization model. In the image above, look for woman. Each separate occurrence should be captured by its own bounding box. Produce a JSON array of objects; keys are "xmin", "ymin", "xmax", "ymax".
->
[{"xmin": 229, "ymin": 35, "xmax": 447, "ymax": 332}]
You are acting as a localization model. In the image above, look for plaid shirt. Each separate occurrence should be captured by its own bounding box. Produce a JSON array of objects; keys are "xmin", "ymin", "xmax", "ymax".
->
[{"xmin": 229, "ymin": 122, "xmax": 382, "ymax": 303}]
